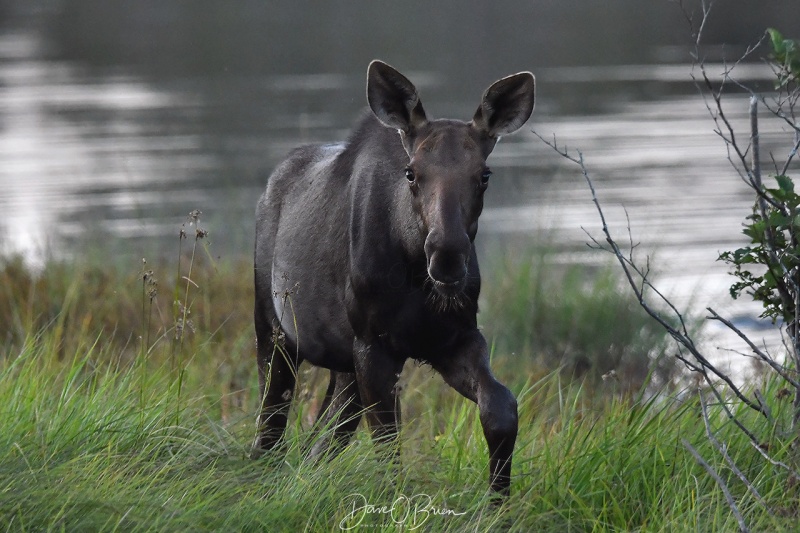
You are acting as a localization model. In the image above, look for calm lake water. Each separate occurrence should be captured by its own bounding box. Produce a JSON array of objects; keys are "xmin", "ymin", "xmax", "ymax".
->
[{"xmin": 2, "ymin": 2, "xmax": 800, "ymax": 373}]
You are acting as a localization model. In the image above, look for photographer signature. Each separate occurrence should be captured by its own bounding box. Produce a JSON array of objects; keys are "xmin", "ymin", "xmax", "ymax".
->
[{"xmin": 339, "ymin": 492, "xmax": 466, "ymax": 530}]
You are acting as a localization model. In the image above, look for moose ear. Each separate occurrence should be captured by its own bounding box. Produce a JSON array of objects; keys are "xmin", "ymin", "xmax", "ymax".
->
[
  {"xmin": 472, "ymin": 72, "xmax": 535, "ymax": 138},
  {"xmin": 367, "ymin": 60, "xmax": 428, "ymax": 133}
]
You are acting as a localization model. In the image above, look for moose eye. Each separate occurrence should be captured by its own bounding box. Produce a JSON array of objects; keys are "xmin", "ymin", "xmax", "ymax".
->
[
  {"xmin": 404, "ymin": 167, "xmax": 415, "ymax": 183},
  {"xmin": 480, "ymin": 169, "xmax": 492, "ymax": 185}
]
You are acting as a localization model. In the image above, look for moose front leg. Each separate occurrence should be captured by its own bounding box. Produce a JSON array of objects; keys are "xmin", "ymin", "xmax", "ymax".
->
[
  {"xmin": 434, "ymin": 332, "xmax": 518, "ymax": 496},
  {"xmin": 309, "ymin": 371, "xmax": 363, "ymax": 458},
  {"xmin": 352, "ymin": 338, "xmax": 405, "ymax": 444}
]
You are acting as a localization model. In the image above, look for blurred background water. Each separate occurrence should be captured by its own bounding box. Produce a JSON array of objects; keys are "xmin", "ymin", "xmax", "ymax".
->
[{"xmin": 1, "ymin": 0, "xmax": 799, "ymax": 369}]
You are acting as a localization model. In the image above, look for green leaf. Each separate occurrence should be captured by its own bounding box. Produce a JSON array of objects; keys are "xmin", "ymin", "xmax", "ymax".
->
[
  {"xmin": 775, "ymin": 174, "xmax": 794, "ymax": 193},
  {"xmin": 767, "ymin": 29, "xmax": 800, "ymax": 86},
  {"xmin": 768, "ymin": 28, "xmax": 786, "ymax": 56},
  {"xmin": 743, "ymin": 220, "xmax": 768, "ymax": 243},
  {"xmin": 766, "ymin": 211, "xmax": 791, "ymax": 228}
]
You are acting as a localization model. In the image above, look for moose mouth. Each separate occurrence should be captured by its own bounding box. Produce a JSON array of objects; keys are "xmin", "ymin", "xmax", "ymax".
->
[
  {"xmin": 425, "ymin": 246, "xmax": 469, "ymax": 300},
  {"xmin": 430, "ymin": 276, "xmax": 466, "ymax": 297},
  {"xmin": 426, "ymin": 275, "xmax": 468, "ymax": 313}
]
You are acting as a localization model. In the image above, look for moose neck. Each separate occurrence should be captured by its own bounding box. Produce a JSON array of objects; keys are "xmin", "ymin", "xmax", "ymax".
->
[{"xmin": 343, "ymin": 115, "xmax": 427, "ymax": 276}]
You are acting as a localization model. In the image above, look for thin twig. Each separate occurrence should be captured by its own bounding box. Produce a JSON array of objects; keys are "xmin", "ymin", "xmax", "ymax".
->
[
  {"xmin": 753, "ymin": 389, "xmax": 773, "ymax": 422},
  {"xmin": 533, "ymin": 131, "xmax": 766, "ymax": 418},
  {"xmin": 780, "ymin": 133, "xmax": 800, "ymax": 177},
  {"xmin": 747, "ymin": 437, "xmax": 800, "ymax": 481},
  {"xmin": 751, "ymin": 96, "xmax": 763, "ymax": 194},
  {"xmin": 699, "ymin": 390, "xmax": 773, "ymax": 514},
  {"xmin": 683, "ymin": 439, "xmax": 750, "ymax": 533},
  {"xmin": 707, "ymin": 308, "xmax": 800, "ymax": 390}
]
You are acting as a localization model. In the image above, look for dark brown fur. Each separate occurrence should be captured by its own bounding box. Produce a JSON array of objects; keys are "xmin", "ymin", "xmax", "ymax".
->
[{"xmin": 253, "ymin": 60, "xmax": 535, "ymax": 495}]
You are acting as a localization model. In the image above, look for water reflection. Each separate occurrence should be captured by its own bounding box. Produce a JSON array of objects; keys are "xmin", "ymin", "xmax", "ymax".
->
[
  {"xmin": 1, "ymin": 2, "xmax": 800, "ymax": 370},
  {"xmin": 0, "ymin": 30, "xmax": 202, "ymax": 257}
]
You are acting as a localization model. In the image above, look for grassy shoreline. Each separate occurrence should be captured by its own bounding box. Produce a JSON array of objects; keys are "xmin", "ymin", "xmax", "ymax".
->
[
  {"xmin": 0, "ymin": 252, "xmax": 796, "ymax": 530},
  {"xmin": 1, "ymin": 335, "xmax": 794, "ymax": 531}
]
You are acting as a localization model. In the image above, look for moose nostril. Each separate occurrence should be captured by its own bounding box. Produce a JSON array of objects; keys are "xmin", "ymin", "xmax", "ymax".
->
[
  {"xmin": 428, "ymin": 252, "xmax": 467, "ymax": 284},
  {"xmin": 424, "ymin": 230, "xmax": 470, "ymax": 285}
]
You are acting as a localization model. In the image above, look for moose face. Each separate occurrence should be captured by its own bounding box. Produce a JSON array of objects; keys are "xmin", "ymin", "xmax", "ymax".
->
[
  {"xmin": 403, "ymin": 121, "xmax": 490, "ymax": 296},
  {"xmin": 366, "ymin": 60, "xmax": 535, "ymax": 299}
]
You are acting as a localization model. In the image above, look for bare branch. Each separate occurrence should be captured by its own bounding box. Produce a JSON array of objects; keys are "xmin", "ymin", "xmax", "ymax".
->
[
  {"xmin": 748, "ymin": 438, "xmax": 800, "ymax": 481},
  {"xmin": 780, "ymin": 133, "xmax": 800, "ymax": 177},
  {"xmin": 702, "ymin": 374, "xmax": 763, "ymax": 445},
  {"xmin": 537, "ymin": 5, "xmax": 800, "ymax": 517},
  {"xmin": 699, "ymin": 391, "xmax": 773, "ymax": 514},
  {"xmin": 533, "ymin": 130, "xmax": 767, "ymax": 418},
  {"xmin": 683, "ymin": 439, "xmax": 750, "ymax": 533},
  {"xmin": 707, "ymin": 308, "xmax": 800, "ymax": 389},
  {"xmin": 701, "ymin": 66, "xmax": 754, "ymax": 187},
  {"xmin": 673, "ymin": 0, "xmax": 713, "ymax": 48},
  {"xmin": 751, "ymin": 96, "xmax": 763, "ymax": 191},
  {"xmin": 753, "ymin": 389, "xmax": 773, "ymax": 422},
  {"xmin": 747, "ymin": 99, "xmax": 795, "ymax": 313}
]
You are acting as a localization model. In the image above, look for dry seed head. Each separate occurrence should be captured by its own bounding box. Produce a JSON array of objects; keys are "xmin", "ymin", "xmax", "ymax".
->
[
  {"xmin": 174, "ymin": 317, "xmax": 194, "ymax": 339},
  {"xmin": 175, "ymin": 300, "xmax": 191, "ymax": 316},
  {"xmin": 602, "ymin": 369, "xmax": 618, "ymax": 382}
]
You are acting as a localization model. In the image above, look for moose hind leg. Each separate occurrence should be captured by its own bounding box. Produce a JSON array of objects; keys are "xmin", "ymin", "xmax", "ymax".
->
[
  {"xmin": 434, "ymin": 333, "xmax": 518, "ymax": 495},
  {"xmin": 253, "ymin": 302, "xmax": 302, "ymax": 455},
  {"xmin": 309, "ymin": 371, "xmax": 363, "ymax": 458}
]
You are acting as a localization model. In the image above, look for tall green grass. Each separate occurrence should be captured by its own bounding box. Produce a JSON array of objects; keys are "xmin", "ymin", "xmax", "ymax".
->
[
  {"xmin": 481, "ymin": 246, "xmax": 679, "ymax": 393},
  {"xmin": 0, "ymin": 251, "xmax": 795, "ymax": 531},
  {"xmin": 0, "ymin": 331, "xmax": 794, "ymax": 531}
]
